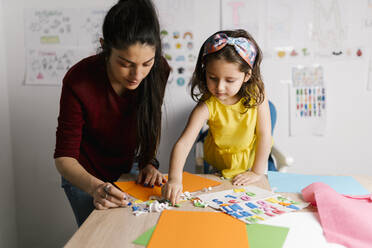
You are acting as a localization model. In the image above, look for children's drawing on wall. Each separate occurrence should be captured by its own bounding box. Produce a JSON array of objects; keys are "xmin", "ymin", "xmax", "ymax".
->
[
  {"xmin": 156, "ymin": 0, "xmax": 197, "ymax": 87},
  {"xmin": 266, "ymin": 0, "xmax": 293, "ymax": 58},
  {"xmin": 311, "ymin": 0, "xmax": 347, "ymax": 57},
  {"xmin": 289, "ymin": 65, "xmax": 327, "ymax": 136},
  {"xmin": 24, "ymin": 9, "xmax": 77, "ymax": 46},
  {"xmin": 25, "ymin": 48, "xmax": 82, "ymax": 85},
  {"xmin": 156, "ymin": 0, "xmax": 195, "ymax": 28},
  {"xmin": 221, "ymin": 0, "xmax": 259, "ymax": 40},
  {"xmin": 77, "ymin": 8, "xmax": 108, "ymax": 53},
  {"xmin": 161, "ymin": 30, "xmax": 196, "ymax": 86}
]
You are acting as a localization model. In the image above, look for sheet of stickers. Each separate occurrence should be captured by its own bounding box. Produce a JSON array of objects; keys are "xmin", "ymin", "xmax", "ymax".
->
[{"xmin": 198, "ymin": 186, "xmax": 309, "ymax": 224}]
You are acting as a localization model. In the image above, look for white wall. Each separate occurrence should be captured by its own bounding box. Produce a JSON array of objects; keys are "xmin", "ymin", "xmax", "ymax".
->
[
  {"xmin": 3, "ymin": 0, "xmax": 372, "ymax": 247},
  {"xmin": 0, "ymin": 0, "xmax": 18, "ymax": 247},
  {"xmin": 263, "ymin": 58, "xmax": 372, "ymax": 175}
]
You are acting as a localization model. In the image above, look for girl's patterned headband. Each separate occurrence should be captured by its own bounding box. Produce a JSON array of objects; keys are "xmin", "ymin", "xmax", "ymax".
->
[{"xmin": 203, "ymin": 33, "xmax": 257, "ymax": 68}]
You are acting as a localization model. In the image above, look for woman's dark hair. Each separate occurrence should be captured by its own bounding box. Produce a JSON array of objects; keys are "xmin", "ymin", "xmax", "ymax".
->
[
  {"xmin": 190, "ymin": 29, "xmax": 264, "ymax": 109},
  {"xmin": 102, "ymin": 0, "xmax": 169, "ymax": 169}
]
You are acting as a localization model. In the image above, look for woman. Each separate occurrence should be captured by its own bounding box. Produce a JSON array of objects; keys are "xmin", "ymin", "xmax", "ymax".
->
[{"xmin": 54, "ymin": 0, "xmax": 170, "ymax": 226}]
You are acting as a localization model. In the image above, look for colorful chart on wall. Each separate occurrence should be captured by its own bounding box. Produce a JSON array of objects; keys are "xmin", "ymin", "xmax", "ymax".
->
[
  {"xmin": 155, "ymin": 0, "xmax": 197, "ymax": 87},
  {"xmin": 289, "ymin": 64, "xmax": 327, "ymax": 136},
  {"xmin": 198, "ymin": 186, "xmax": 309, "ymax": 224}
]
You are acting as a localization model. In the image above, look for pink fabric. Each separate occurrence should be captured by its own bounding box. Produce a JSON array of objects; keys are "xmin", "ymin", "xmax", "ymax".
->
[{"xmin": 302, "ymin": 182, "xmax": 372, "ymax": 248}]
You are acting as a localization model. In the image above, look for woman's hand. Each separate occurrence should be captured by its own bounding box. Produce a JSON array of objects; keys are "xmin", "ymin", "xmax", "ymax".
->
[
  {"xmin": 161, "ymin": 179, "xmax": 183, "ymax": 206},
  {"xmin": 92, "ymin": 183, "xmax": 129, "ymax": 210},
  {"xmin": 232, "ymin": 171, "xmax": 264, "ymax": 186},
  {"xmin": 136, "ymin": 164, "xmax": 167, "ymax": 187}
]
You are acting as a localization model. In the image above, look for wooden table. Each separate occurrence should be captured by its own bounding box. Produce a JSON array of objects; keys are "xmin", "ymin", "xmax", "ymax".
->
[{"xmin": 64, "ymin": 174, "xmax": 372, "ymax": 248}]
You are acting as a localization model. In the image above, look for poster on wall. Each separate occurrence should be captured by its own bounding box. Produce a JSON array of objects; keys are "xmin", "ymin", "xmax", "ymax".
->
[
  {"xmin": 221, "ymin": 0, "xmax": 260, "ymax": 40},
  {"xmin": 24, "ymin": 7, "xmax": 108, "ymax": 85},
  {"xmin": 155, "ymin": 0, "xmax": 198, "ymax": 87},
  {"xmin": 77, "ymin": 8, "xmax": 108, "ymax": 54},
  {"xmin": 25, "ymin": 47, "xmax": 86, "ymax": 85},
  {"xmin": 289, "ymin": 65, "xmax": 327, "ymax": 136},
  {"xmin": 24, "ymin": 9, "xmax": 78, "ymax": 47}
]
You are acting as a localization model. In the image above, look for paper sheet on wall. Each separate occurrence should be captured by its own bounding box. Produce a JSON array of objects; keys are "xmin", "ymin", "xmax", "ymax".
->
[
  {"xmin": 221, "ymin": 0, "xmax": 260, "ymax": 41},
  {"xmin": 24, "ymin": 7, "xmax": 108, "ymax": 85},
  {"xmin": 77, "ymin": 8, "xmax": 108, "ymax": 54},
  {"xmin": 156, "ymin": 0, "xmax": 197, "ymax": 87},
  {"xmin": 289, "ymin": 65, "xmax": 327, "ymax": 136},
  {"xmin": 25, "ymin": 47, "xmax": 88, "ymax": 85},
  {"xmin": 24, "ymin": 9, "xmax": 78, "ymax": 46},
  {"xmin": 310, "ymin": 0, "xmax": 364, "ymax": 58}
]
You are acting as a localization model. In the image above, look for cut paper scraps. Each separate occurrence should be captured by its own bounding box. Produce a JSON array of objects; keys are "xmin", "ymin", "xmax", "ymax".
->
[
  {"xmin": 134, "ymin": 223, "xmax": 289, "ymax": 248},
  {"xmin": 198, "ymin": 186, "xmax": 308, "ymax": 224},
  {"xmin": 147, "ymin": 210, "xmax": 249, "ymax": 248},
  {"xmin": 114, "ymin": 172, "xmax": 221, "ymax": 201},
  {"xmin": 302, "ymin": 182, "xmax": 372, "ymax": 248},
  {"xmin": 268, "ymin": 171, "xmax": 369, "ymax": 195}
]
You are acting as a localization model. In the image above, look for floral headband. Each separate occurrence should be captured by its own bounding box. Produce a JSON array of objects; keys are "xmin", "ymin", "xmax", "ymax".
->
[{"xmin": 202, "ymin": 33, "xmax": 257, "ymax": 68}]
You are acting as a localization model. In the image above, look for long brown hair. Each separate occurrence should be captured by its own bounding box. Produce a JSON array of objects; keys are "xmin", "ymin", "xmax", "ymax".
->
[
  {"xmin": 101, "ymin": 0, "xmax": 169, "ymax": 168},
  {"xmin": 190, "ymin": 29, "xmax": 264, "ymax": 109}
]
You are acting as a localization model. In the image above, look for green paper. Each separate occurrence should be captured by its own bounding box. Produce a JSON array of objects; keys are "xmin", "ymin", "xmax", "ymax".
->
[
  {"xmin": 132, "ymin": 226, "xmax": 156, "ymax": 246},
  {"xmin": 246, "ymin": 224, "xmax": 289, "ymax": 248},
  {"xmin": 133, "ymin": 223, "xmax": 289, "ymax": 247}
]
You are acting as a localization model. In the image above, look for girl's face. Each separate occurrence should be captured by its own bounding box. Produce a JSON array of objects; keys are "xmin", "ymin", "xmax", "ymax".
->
[
  {"xmin": 205, "ymin": 58, "xmax": 251, "ymax": 105},
  {"xmin": 107, "ymin": 42, "xmax": 156, "ymax": 92}
]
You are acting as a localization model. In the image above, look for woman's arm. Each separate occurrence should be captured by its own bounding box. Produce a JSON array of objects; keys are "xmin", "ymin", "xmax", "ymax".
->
[
  {"xmin": 162, "ymin": 102, "xmax": 209, "ymax": 204},
  {"xmin": 55, "ymin": 157, "xmax": 128, "ymax": 209}
]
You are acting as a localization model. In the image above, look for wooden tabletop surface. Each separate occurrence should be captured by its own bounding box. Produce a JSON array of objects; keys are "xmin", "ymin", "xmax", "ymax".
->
[{"xmin": 64, "ymin": 174, "xmax": 372, "ymax": 248}]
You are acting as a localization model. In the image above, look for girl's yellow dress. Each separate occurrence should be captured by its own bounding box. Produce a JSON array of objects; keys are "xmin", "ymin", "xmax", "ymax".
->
[{"xmin": 204, "ymin": 96, "xmax": 257, "ymax": 179}]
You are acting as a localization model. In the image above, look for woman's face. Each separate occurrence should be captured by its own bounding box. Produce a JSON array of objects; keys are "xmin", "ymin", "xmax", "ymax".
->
[{"xmin": 107, "ymin": 43, "xmax": 156, "ymax": 91}]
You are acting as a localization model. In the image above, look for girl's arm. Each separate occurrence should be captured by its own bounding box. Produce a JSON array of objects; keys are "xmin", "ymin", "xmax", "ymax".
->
[
  {"xmin": 232, "ymin": 93, "xmax": 272, "ymax": 185},
  {"xmin": 162, "ymin": 102, "xmax": 209, "ymax": 204}
]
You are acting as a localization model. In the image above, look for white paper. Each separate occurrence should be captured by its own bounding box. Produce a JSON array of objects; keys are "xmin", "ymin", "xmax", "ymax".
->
[{"xmin": 264, "ymin": 212, "xmax": 346, "ymax": 248}]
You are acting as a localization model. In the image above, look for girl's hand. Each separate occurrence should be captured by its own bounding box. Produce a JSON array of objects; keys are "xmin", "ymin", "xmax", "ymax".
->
[
  {"xmin": 161, "ymin": 179, "xmax": 183, "ymax": 206},
  {"xmin": 136, "ymin": 164, "xmax": 167, "ymax": 187},
  {"xmin": 232, "ymin": 171, "xmax": 264, "ymax": 186},
  {"xmin": 92, "ymin": 183, "xmax": 129, "ymax": 210}
]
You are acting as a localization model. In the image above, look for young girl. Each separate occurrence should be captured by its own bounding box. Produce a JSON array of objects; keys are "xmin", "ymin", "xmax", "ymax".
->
[{"xmin": 162, "ymin": 30, "xmax": 272, "ymax": 205}]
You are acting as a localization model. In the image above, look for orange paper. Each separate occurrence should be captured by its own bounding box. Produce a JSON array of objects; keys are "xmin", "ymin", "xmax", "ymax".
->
[
  {"xmin": 148, "ymin": 210, "xmax": 249, "ymax": 248},
  {"xmin": 114, "ymin": 172, "xmax": 221, "ymax": 201}
]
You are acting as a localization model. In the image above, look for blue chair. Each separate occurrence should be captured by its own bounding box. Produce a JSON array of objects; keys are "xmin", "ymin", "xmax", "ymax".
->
[{"xmin": 195, "ymin": 101, "xmax": 293, "ymax": 174}]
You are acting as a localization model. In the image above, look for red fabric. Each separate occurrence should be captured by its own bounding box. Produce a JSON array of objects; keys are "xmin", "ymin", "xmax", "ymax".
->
[{"xmin": 54, "ymin": 55, "xmax": 138, "ymax": 182}]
